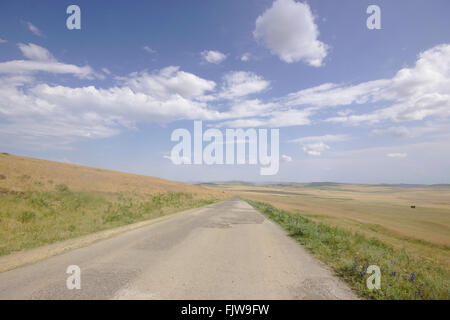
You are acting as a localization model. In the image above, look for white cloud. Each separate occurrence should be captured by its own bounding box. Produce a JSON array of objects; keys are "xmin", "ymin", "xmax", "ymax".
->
[
  {"xmin": 302, "ymin": 142, "xmax": 329, "ymax": 156},
  {"xmin": 0, "ymin": 60, "xmax": 94, "ymax": 79},
  {"xmin": 301, "ymin": 44, "xmax": 450, "ymax": 125},
  {"xmin": 0, "ymin": 39, "xmax": 7, "ymax": 44},
  {"xmin": 219, "ymin": 71, "xmax": 270, "ymax": 99},
  {"xmin": 278, "ymin": 43, "xmax": 450, "ymax": 129},
  {"xmin": 0, "ymin": 47, "xmax": 281, "ymax": 148},
  {"xmin": 214, "ymin": 118, "xmax": 267, "ymax": 128},
  {"xmin": 4, "ymin": 41, "xmax": 448, "ymax": 151},
  {"xmin": 254, "ymin": 0, "xmax": 328, "ymax": 66},
  {"xmin": 123, "ymin": 66, "xmax": 216, "ymax": 99},
  {"xmin": 372, "ymin": 126, "xmax": 412, "ymax": 138},
  {"xmin": 290, "ymin": 134, "xmax": 349, "ymax": 144},
  {"xmin": 143, "ymin": 46, "xmax": 156, "ymax": 54},
  {"xmin": 387, "ymin": 153, "xmax": 407, "ymax": 158},
  {"xmin": 0, "ymin": 59, "xmax": 231, "ymax": 148},
  {"xmin": 18, "ymin": 43, "xmax": 55, "ymax": 61},
  {"xmin": 371, "ymin": 123, "xmax": 444, "ymax": 139},
  {"xmin": 216, "ymin": 108, "xmax": 311, "ymax": 128},
  {"xmin": 281, "ymin": 154, "xmax": 292, "ymax": 162},
  {"xmin": 337, "ymin": 109, "xmax": 353, "ymax": 116},
  {"xmin": 26, "ymin": 22, "xmax": 45, "ymax": 37},
  {"xmin": 284, "ymin": 80, "xmax": 388, "ymax": 109},
  {"xmin": 226, "ymin": 99, "xmax": 277, "ymax": 118},
  {"xmin": 28, "ymin": 81, "xmax": 223, "ymax": 124},
  {"xmin": 265, "ymin": 109, "xmax": 311, "ymax": 127},
  {"xmin": 102, "ymin": 67, "xmax": 111, "ymax": 75},
  {"xmin": 0, "ymin": 43, "xmax": 95, "ymax": 79},
  {"xmin": 290, "ymin": 134, "xmax": 348, "ymax": 156},
  {"xmin": 201, "ymin": 50, "xmax": 227, "ymax": 64},
  {"xmin": 241, "ymin": 53, "xmax": 251, "ymax": 62}
]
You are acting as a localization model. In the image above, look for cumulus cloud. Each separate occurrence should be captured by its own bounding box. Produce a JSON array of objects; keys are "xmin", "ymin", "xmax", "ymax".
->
[
  {"xmin": 254, "ymin": 0, "xmax": 328, "ymax": 66},
  {"xmin": 0, "ymin": 38, "xmax": 7, "ymax": 44},
  {"xmin": 0, "ymin": 76, "xmax": 122, "ymax": 149},
  {"xmin": 0, "ymin": 80, "xmax": 222, "ymax": 148},
  {"xmin": 277, "ymin": 43, "xmax": 450, "ymax": 130},
  {"xmin": 122, "ymin": 66, "xmax": 217, "ymax": 100},
  {"xmin": 6, "ymin": 38, "xmax": 418, "ymax": 151},
  {"xmin": 28, "ymin": 78, "xmax": 223, "ymax": 124},
  {"xmin": 3, "ymin": 40, "xmax": 449, "ymax": 151},
  {"xmin": 0, "ymin": 44, "xmax": 287, "ymax": 148},
  {"xmin": 201, "ymin": 50, "xmax": 227, "ymax": 64},
  {"xmin": 281, "ymin": 44, "xmax": 450, "ymax": 125},
  {"xmin": 0, "ymin": 44, "xmax": 283, "ymax": 148},
  {"xmin": 0, "ymin": 45, "xmax": 227, "ymax": 148}
]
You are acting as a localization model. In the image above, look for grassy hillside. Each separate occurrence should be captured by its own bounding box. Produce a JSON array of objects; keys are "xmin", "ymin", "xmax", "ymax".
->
[
  {"xmin": 0, "ymin": 153, "xmax": 221, "ymax": 194},
  {"xmin": 0, "ymin": 153, "xmax": 227, "ymax": 256}
]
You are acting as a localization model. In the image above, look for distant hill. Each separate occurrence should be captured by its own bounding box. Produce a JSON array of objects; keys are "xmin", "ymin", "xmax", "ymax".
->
[{"xmin": 200, "ymin": 181, "xmax": 450, "ymax": 188}]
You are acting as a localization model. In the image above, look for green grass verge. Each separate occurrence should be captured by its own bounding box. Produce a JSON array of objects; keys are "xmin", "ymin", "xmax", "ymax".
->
[
  {"xmin": 0, "ymin": 185, "xmax": 218, "ymax": 256},
  {"xmin": 246, "ymin": 199, "xmax": 450, "ymax": 300}
]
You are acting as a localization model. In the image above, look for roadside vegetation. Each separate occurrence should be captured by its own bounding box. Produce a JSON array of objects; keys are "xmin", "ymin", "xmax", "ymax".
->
[
  {"xmin": 0, "ymin": 185, "xmax": 219, "ymax": 256},
  {"xmin": 247, "ymin": 199, "xmax": 449, "ymax": 300},
  {"xmin": 216, "ymin": 182, "xmax": 450, "ymax": 289},
  {"xmin": 0, "ymin": 153, "xmax": 226, "ymax": 256}
]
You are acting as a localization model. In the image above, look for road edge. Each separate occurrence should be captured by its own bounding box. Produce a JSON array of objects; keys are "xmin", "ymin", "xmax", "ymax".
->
[{"xmin": 0, "ymin": 202, "xmax": 219, "ymax": 273}]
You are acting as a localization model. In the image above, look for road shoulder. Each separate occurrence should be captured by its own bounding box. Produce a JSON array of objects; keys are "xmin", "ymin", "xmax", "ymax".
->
[{"xmin": 0, "ymin": 204, "xmax": 214, "ymax": 273}]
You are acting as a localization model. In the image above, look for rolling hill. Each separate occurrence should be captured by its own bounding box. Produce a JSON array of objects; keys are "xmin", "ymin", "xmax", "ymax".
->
[{"xmin": 0, "ymin": 153, "xmax": 227, "ymax": 256}]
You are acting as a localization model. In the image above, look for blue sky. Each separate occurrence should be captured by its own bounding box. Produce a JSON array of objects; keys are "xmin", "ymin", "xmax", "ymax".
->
[{"xmin": 1, "ymin": 0, "xmax": 450, "ymax": 184}]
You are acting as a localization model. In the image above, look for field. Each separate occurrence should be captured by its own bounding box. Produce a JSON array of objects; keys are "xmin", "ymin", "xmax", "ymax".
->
[
  {"xmin": 206, "ymin": 182, "xmax": 450, "ymax": 299},
  {"xmin": 0, "ymin": 153, "xmax": 227, "ymax": 256}
]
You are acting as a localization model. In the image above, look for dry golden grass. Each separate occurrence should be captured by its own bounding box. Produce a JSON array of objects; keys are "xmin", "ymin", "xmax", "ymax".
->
[
  {"xmin": 211, "ymin": 183, "xmax": 450, "ymax": 271},
  {"xmin": 248, "ymin": 200, "xmax": 449, "ymax": 300},
  {"xmin": 0, "ymin": 153, "xmax": 224, "ymax": 198},
  {"xmin": 0, "ymin": 153, "xmax": 228, "ymax": 256}
]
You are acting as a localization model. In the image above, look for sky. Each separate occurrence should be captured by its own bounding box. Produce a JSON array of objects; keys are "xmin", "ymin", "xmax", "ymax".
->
[{"xmin": 0, "ymin": 0, "xmax": 450, "ymax": 184}]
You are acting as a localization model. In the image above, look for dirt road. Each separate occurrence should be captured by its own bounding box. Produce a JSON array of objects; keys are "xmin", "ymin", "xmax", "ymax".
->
[{"xmin": 0, "ymin": 198, "xmax": 356, "ymax": 299}]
